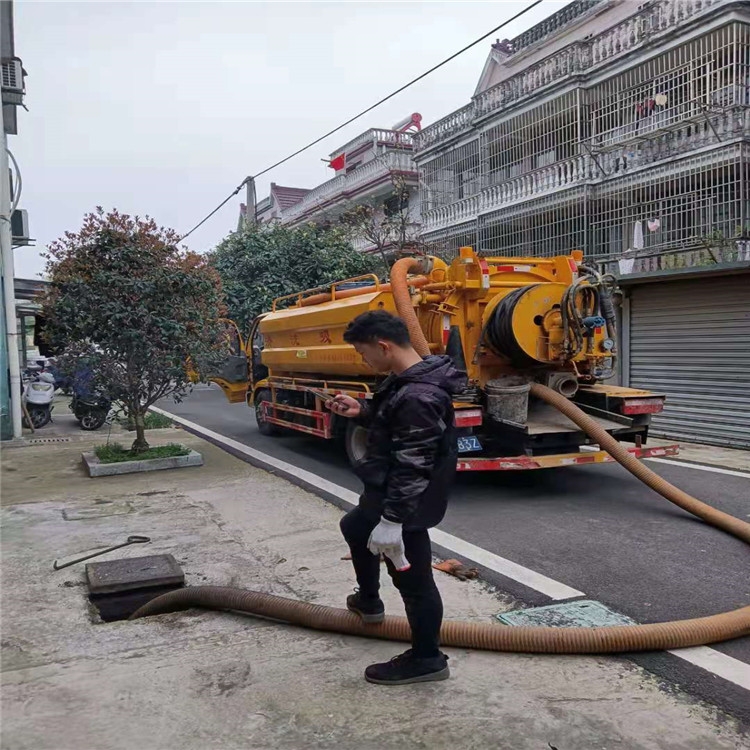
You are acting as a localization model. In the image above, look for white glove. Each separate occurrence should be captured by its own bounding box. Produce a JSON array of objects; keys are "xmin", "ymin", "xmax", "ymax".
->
[{"xmin": 368, "ymin": 518, "xmax": 410, "ymax": 572}]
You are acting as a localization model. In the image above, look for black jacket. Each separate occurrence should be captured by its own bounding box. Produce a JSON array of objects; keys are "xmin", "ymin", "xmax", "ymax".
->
[{"xmin": 353, "ymin": 355, "xmax": 467, "ymax": 530}]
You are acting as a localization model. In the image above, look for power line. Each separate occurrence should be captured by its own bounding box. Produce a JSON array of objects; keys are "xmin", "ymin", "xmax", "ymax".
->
[
  {"xmin": 180, "ymin": 0, "xmax": 545, "ymax": 242},
  {"xmin": 179, "ymin": 179, "xmax": 247, "ymax": 242},
  {"xmin": 253, "ymin": 0, "xmax": 543, "ymax": 180}
]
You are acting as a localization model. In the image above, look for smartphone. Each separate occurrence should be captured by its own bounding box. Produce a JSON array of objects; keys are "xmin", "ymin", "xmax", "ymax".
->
[{"xmin": 304, "ymin": 387, "xmax": 334, "ymax": 405}]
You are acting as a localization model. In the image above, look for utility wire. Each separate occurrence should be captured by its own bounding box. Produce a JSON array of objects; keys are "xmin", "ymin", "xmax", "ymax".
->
[
  {"xmin": 180, "ymin": 0, "xmax": 545, "ymax": 242},
  {"xmin": 179, "ymin": 179, "xmax": 248, "ymax": 242}
]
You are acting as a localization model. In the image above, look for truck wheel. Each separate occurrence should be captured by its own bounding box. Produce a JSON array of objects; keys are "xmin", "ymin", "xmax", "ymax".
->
[
  {"xmin": 254, "ymin": 390, "xmax": 280, "ymax": 437},
  {"xmin": 344, "ymin": 420, "xmax": 369, "ymax": 466}
]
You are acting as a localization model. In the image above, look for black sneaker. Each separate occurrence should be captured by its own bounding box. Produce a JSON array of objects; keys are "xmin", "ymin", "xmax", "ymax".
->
[
  {"xmin": 346, "ymin": 591, "xmax": 385, "ymax": 624},
  {"xmin": 365, "ymin": 649, "xmax": 450, "ymax": 685}
]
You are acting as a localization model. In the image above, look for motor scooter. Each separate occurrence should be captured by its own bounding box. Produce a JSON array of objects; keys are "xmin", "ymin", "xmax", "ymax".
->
[{"xmin": 22, "ymin": 369, "xmax": 55, "ymax": 428}]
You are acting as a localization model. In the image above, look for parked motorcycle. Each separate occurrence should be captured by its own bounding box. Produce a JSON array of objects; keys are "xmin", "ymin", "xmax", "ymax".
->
[
  {"xmin": 22, "ymin": 369, "xmax": 56, "ymax": 429},
  {"xmin": 70, "ymin": 391, "xmax": 112, "ymax": 431}
]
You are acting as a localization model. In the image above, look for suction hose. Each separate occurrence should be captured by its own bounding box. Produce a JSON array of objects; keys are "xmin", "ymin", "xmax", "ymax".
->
[
  {"xmin": 131, "ymin": 266, "xmax": 750, "ymax": 653},
  {"xmin": 131, "ymin": 585, "xmax": 750, "ymax": 654},
  {"xmin": 390, "ymin": 256, "xmax": 433, "ymax": 356}
]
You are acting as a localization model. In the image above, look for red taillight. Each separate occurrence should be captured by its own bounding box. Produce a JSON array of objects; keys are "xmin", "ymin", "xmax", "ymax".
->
[
  {"xmin": 620, "ymin": 398, "xmax": 664, "ymax": 415},
  {"xmin": 455, "ymin": 408, "xmax": 483, "ymax": 427}
]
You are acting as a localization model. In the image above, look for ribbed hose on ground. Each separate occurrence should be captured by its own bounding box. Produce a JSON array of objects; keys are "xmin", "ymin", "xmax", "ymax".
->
[
  {"xmin": 130, "ymin": 585, "xmax": 750, "ymax": 653},
  {"xmin": 130, "ymin": 269, "xmax": 750, "ymax": 653}
]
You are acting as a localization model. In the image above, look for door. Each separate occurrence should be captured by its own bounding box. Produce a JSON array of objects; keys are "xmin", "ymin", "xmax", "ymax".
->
[
  {"xmin": 628, "ymin": 274, "xmax": 750, "ymax": 448},
  {"xmin": 209, "ymin": 319, "xmax": 250, "ymax": 404}
]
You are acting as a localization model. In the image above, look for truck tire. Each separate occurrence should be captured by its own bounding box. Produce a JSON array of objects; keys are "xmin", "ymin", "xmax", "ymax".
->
[
  {"xmin": 254, "ymin": 390, "xmax": 280, "ymax": 437},
  {"xmin": 344, "ymin": 420, "xmax": 369, "ymax": 466}
]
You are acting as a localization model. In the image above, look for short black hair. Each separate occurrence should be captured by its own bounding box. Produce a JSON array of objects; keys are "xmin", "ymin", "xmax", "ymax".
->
[{"xmin": 343, "ymin": 310, "xmax": 411, "ymax": 347}]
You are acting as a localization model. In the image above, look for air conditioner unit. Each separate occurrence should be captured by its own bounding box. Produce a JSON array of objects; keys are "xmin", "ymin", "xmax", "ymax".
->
[
  {"xmin": 11, "ymin": 209, "xmax": 30, "ymax": 244},
  {"xmin": 1, "ymin": 58, "xmax": 25, "ymax": 105}
]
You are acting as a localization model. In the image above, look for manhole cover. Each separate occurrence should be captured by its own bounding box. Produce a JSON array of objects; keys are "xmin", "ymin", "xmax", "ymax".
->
[
  {"xmin": 87, "ymin": 554, "xmax": 184, "ymax": 595},
  {"xmin": 86, "ymin": 554, "xmax": 184, "ymax": 622},
  {"xmin": 496, "ymin": 600, "xmax": 637, "ymax": 628}
]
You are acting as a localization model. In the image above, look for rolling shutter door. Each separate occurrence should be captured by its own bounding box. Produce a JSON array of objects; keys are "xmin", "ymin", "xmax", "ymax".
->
[{"xmin": 628, "ymin": 274, "xmax": 750, "ymax": 448}]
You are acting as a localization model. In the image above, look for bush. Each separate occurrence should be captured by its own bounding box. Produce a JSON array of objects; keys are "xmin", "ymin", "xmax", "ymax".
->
[{"xmin": 94, "ymin": 442, "xmax": 189, "ymax": 464}]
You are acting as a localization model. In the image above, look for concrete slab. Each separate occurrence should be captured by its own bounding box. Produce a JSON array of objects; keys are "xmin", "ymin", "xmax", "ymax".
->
[
  {"xmin": 2, "ymin": 430, "xmax": 749, "ymax": 750},
  {"xmin": 82, "ymin": 448, "xmax": 203, "ymax": 477}
]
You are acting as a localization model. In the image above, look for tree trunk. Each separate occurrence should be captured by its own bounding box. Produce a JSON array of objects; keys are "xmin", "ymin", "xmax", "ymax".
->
[{"xmin": 131, "ymin": 410, "xmax": 150, "ymax": 454}]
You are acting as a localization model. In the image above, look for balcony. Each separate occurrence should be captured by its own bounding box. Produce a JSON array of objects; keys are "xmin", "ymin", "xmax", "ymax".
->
[
  {"xmin": 422, "ymin": 154, "xmax": 595, "ymax": 232},
  {"xmin": 421, "ymin": 109, "xmax": 750, "ymax": 235},
  {"xmin": 416, "ymin": 0, "xmax": 732, "ymax": 152},
  {"xmin": 282, "ymin": 151, "xmax": 417, "ymax": 225},
  {"xmin": 330, "ymin": 128, "xmax": 415, "ymax": 158}
]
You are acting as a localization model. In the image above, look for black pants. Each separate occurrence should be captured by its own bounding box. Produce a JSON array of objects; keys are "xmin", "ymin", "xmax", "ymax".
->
[{"xmin": 340, "ymin": 505, "xmax": 443, "ymax": 658}]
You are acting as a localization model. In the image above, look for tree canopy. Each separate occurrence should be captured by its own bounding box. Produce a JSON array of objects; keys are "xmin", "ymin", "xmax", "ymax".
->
[
  {"xmin": 42, "ymin": 208, "xmax": 226, "ymax": 452},
  {"xmin": 210, "ymin": 222, "xmax": 379, "ymax": 332}
]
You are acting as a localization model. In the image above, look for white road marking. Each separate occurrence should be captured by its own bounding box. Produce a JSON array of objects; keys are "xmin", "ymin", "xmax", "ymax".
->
[
  {"xmin": 428, "ymin": 529, "xmax": 583, "ymax": 600},
  {"xmin": 667, "ymin": 646, "xmax": 750, "ymax": 692},
  {"xmin": 153, "ymin": 405, "xmax": 750, "ymax": 693},
  {"xmin": 646, "ymin": 457, "xmax": 750, "ymax": 480}
]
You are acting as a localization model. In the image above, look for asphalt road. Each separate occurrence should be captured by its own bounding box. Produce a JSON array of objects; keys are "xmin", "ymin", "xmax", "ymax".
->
[{"xmin": 160, "ymin": 384, "xmax": 750, "ymax": 725}]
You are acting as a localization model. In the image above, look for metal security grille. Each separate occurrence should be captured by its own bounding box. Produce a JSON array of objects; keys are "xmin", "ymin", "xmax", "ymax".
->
[
  {"xmin": 478, "ymin": 189, "xmax": 587, "ymax": 257},
  {"xmin": 423, "ymin": 222, "xmax": 478, "ymax": 261},
  {"xmin": 481, "ymin": 92, "xmax": 580, "ymax": 187},
  {"xmin": 421, "ymin": 140, "xmax": 481, "ymax": 211},
  {"xmin": 628, "ymin": 274, "xmax": 750, "ymax": 447},
  {"xmin": 588, "ymin": 23, "xmax": 750, "ymax": 149},
  {"xmin": 590, "ymin": 145, "xmax": 748, "ymax": 261}
]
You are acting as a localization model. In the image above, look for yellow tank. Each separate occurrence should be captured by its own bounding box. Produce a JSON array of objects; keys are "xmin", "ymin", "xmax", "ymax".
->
[{"xmin": 257, "ymin": 248, "xmax": 616, "ymax": 388}]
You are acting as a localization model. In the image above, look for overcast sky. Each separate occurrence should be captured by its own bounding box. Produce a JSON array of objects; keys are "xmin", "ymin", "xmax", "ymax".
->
[{"xmin": 11, "ymin": 0, "xmax": 563, "ymax": 279}]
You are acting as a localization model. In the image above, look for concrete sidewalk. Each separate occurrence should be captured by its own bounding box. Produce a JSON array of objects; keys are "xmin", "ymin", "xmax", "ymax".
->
[{"xmin": 1, "ymin": 417, "xmax": 748, "ymax": 750}]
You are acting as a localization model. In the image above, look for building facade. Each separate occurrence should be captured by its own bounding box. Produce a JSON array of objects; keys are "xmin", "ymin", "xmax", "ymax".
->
[
  {"xmin": 247, "ymin": 116, "xmax": 423, "ymax": 257},
  {"xmin": 413, "ymin": 0, "xmax": 750, "ymax": 448}
]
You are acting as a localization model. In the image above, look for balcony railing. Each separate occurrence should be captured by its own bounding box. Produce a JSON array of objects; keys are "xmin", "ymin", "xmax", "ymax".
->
[
  {"xmin": 416, "ymin": 0, "xmax": 729, "ymax": 151},
  {"xmin": 422, "ymin": 154, "xmax": 595, "ymax": 232},
  {"xmin": 421, "ymin": 113, "xmax": 748, "ymax": 234},
  {"xmin": 330, "ymin": 128, "xmax": 415, "ymax": 159},
  {"xmin": 283, "ymin": 151, "xmax": 417, "ymax": 224},
  {"xmin": 507, "ymin": 0, "xmax": 603, "ymax": 56}
]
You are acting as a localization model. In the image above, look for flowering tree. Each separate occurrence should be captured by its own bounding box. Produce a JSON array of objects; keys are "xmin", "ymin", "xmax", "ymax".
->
[{"xmin": 42, "ymin": 208, "xmax": 226, "ymax": 453}]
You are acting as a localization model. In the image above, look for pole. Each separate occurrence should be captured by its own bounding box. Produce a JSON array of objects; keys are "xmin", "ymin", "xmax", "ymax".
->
[
  {"xmin": 1, "ymin": 104, "xmax": 23, "ymax": 439},
  {"xmin": 245, "ymin": 176, "xmax": 257, "ymax": 227}
]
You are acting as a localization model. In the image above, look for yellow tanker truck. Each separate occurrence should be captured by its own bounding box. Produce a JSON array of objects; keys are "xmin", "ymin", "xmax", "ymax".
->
[{"xmin": 211, "ymin": 247, "xmax": 677, "ymax": 471}]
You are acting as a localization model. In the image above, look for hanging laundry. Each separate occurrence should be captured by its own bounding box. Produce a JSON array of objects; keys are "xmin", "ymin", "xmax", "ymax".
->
[
  {"xmin": 633, "ymin": 221, "xmax": 645, "ymax": 250},
  {"xmin": 647, "ymin": 218, "xmax": 661, "ymax": 232}
]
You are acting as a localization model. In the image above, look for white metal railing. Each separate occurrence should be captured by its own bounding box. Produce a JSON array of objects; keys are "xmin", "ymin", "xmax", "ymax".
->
[
  {"xmin": 416, "ymin": 0, "xmax": 729, "ymax": 151},
  {"xmin": 421, "ymin": 154, "xmax": 594, "ymax": 231},
  {"xmin": 282, "ymin": 151, "xmax": 418, "ymax": 224},
  {"xmin": 330, "ymin": 128, "xmax": 415, "ymax": 159},
  {"xmin": 421, "ymin": 113, "xmax": 747, "ymax": 233}
]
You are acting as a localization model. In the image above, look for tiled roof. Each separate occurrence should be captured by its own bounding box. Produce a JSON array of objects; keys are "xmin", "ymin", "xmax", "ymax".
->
[{"xmin": 271, "ymin": 183, "xmax": 310, "ymax": 209}]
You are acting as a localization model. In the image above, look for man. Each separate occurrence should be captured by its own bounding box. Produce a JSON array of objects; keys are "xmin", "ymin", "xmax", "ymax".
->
[{"xmin": 327, "ymin": 310, "xmax": 467, "ymax": 685}]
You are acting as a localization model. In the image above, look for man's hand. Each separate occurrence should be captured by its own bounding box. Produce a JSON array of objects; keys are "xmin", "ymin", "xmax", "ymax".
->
[
  {"xmin": 327, "ymin": 394, "xmax": 361, "ymax": 418},
  {"xmin": 367, "ymin": 518, "xmax": 410, "ymax": 571}
]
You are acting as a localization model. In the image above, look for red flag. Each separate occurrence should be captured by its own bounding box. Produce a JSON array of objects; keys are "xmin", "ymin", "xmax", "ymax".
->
[{"xmin": 328, "ymin": 153, "xmax": 345, "ymax": 171}]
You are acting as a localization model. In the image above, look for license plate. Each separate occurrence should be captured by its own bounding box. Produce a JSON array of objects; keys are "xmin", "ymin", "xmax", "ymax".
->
[{"xmin": 457, "ymin": 436, "xmax": 482, "ymax": 453}]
